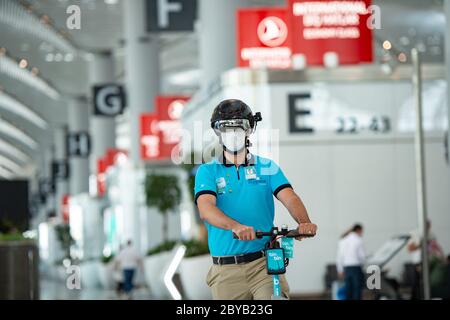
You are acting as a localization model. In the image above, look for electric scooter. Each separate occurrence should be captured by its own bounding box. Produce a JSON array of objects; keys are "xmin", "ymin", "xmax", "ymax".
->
[{"xmin": 234, "ymin": 225, "xmax": 314, "ymax": 300}]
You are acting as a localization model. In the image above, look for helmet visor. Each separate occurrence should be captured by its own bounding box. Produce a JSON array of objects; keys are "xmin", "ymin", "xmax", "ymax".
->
[{"xmin": 213, "ymin": 119, "xmax": 251, "ymax": 134}]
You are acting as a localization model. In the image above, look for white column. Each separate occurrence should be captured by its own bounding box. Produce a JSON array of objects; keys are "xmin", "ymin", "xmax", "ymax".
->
[
  {"xmin": 446, "ymin": 1, "xmax": 450, "ymax": 175},
  {"xmin": 68, "ymin": 97, "xmax": 89, "ymax": 195},
  {"xmin": 41, "ymin": 144, "xmax": 55, "ymax": 217},
  {"xmin": 198, "ymin": 0, "xmax": 248, "ymax": 90},
  {"xmin": 89, "ymin": 51, "xmax": 116, "ymax": 173},
  {"xmin": 123, "ymin": 0, "xmax": 161, "ymax": 253},
  {"xmin": 53, "ymin": 125, "xmax": 68, "ymax": 218},
  {"xmin": 123, "ymin": 0, "xmax": 160, "ymax": 163}
]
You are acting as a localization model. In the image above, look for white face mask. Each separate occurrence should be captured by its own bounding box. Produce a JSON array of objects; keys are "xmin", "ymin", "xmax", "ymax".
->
[{"xmin": 221, "ymin": 128, "xmax": 247, "ymax": 153}]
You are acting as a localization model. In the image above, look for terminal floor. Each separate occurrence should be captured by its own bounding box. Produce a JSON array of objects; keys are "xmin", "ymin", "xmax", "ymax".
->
[{"xmin": 40, "ymin": 279, "xmax": 153, "ymax": 300}]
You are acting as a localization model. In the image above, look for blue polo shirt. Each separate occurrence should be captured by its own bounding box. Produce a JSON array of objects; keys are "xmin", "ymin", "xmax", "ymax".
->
[{"xmin": 194, "ymin": 154, "xmax": 292, "ymax": 257}]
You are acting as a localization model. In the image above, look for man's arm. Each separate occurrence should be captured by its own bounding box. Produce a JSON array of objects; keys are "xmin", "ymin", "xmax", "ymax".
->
[
  {"xmin": 276, "ymin": 188, "xmax": 317, "ymax": 237},
  {"xmin": 197, "ymin": 194, "xmax": 256, "ymax": 241}
]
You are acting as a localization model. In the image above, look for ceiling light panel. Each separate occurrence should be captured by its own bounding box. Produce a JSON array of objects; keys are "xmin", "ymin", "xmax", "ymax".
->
[
  {"xmin": 0, "ymin": 91, "xmax": 48, "ymax": 129},
  {"xmin": 0, "ymin": 138, "xmax": 31, "ymax": 164},
  {"xmin": 0, "ymin": 53, "xmax": 60, "ymax": 100},
  {"xmin": 0, "ymin": 0, "xmax": 77, "ymax": 54},
  {"xmin": 0, "ymin": 117, "xmax": 38, "ymax": 149}
]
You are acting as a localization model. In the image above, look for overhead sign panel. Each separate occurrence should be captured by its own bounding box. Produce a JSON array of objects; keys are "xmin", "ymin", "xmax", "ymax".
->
[
  {"xmin": 146, "ymin": 0, "xmax": 197, "ymax": 32},
  {"xmin": 237, "ymin": 1, "xmax": 374, "ymax": 68},
  {"xmin": 51, "ymin": 160, "xmax": 70, "ymax": 181},
  {"xmin": 66, "ymin": 132, "xmax": 91, "ymax": 158},
  {"xmin": 140, "ymin": 96, "xmax": 190, "ymax": 161},
  {"xmin": 237, "ymin": 8, "xmax": 292, "ymax": 69},
  {"xmin": 288, "ymin": 0, "xmax": 374, "ymax": 65},
  {"xmin": 93, "ymin": 84, "xmax": 126, "ymax": 116}
]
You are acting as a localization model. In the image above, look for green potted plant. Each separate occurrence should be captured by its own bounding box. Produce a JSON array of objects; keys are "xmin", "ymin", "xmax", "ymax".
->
[
  {"xmin": 146, "ymin": 240, "xmax": 178, "ymax": 257},
  {"xmin": 180, "ymin": 152, "xmax": 209, "ymax": 243},
  {"xmin": 54, "ymin": 223, "xmax": 74, "ymax": 260},
  {"xmin": 0, "ymin": 219, "xmax": 27, "ymax": 242},
  {"xmin": 180, "ymin": 152, "xmax": 199, "ymax": 203},
  {"xmin": 144, "ymin": 173, "xmax": 182, "ymax": 243},
  {"xmin": 143, "ymin": 173, "xmax": 182, "ymax": 297},
  {"xmin": 0, "ymin": 232, "xmax": 25, "ymax": 242}
]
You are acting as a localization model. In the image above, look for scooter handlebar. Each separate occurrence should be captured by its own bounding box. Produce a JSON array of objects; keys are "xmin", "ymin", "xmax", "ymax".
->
[{"xmin": 232, "ymin": 229, "xmax": 315, "ymax": 239}]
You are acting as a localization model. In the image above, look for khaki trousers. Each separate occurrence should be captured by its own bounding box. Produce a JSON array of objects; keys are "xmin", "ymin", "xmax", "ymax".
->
[{"xmin": 206, "ymin": 257, "xmax": 290, "ymax": 300}]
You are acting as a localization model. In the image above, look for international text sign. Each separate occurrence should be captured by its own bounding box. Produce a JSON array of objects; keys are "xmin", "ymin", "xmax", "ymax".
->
[
  {"xmin": 237, "ymin": 1, "xmax": 374, "ymax": 68},
  {"xmin": 288, "ymin": 0, "xmax": 373, "ymax": 65}
]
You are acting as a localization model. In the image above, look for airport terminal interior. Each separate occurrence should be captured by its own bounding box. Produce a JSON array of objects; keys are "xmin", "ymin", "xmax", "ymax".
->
[{"xmin": 0, "ymin": 0, "xmax": 450, "ymax": 300}]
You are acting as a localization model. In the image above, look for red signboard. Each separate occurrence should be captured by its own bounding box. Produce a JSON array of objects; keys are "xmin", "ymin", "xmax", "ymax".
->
[
  {"xmin": 237, "ymin": 1, "xmax": 373, "ymax": 68},
  {"xmin": 97, "ymin": 157, "xmax": 107, "ymax": 197},
  {"xmin": 140, "ymin": 114, "xmax": 162, "ymax": 160},
  {"xmin": 96, "ymin": 148, "xmax": 127, "ymax": 197},
  {"xmin": 237, "ymin": 7, "xmax": 292, "ymax": 69},
  {"xmin": 62, "ymin": 194, "xmax": 70, "ymax": 223},
  {"xmin": 288, "ymin": 0, "xmax": 373, "ymax": 65},
  {"xmin": 140, "ymin": 96, "xmax": 190, "ymax": 161},
  {"xmin": 105, "ymin": 148, "xmax": 127, "ymax": 168}
]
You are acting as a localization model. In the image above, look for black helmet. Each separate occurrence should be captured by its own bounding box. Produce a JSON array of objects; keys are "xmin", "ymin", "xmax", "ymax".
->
[{"xmin": 210, "ymin": 99, "xmax": 261, "ymax": 131}]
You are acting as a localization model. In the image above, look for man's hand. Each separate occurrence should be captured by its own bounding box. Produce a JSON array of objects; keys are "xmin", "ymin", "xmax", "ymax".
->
[
  {"xmin": 232, "ymin": 224, "xmax": 256, "ymax": 241},
  {"xmin": 296, "ymin": 223, "xmax": 317, "ymax": 240}
]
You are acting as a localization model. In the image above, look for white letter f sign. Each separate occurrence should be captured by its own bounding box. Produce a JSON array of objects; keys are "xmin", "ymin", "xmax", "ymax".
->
[{"xmin": 158, "ymin": 0, "xmax": 182, "ymax": 29}]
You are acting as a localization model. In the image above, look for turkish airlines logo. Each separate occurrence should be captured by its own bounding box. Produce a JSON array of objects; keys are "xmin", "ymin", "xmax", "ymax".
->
[
  {"xmin": 168, "ymin": 99, "xmax": 186, "ymax": 120},
  {"xmin": 257, "ymin": 16, "xmax": 288, "ymax": 47}
]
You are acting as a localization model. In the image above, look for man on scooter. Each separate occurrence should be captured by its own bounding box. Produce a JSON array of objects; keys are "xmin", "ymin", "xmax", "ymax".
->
[{"xmin": 195, "ymin": 99, "xmax": 317, "ymax": 300}]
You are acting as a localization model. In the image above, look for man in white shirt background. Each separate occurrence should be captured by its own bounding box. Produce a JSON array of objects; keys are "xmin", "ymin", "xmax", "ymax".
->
[
  {"xmin": 337, "ymin": 224, "xmax": 366, "ymax": 300},
  {"xmin": 114, "ymin": 240, "xmax": 143, "ymax": 299}
]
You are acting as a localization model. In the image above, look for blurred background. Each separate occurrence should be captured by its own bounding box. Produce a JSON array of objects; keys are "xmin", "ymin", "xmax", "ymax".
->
[{"xmin": 0, "ymin": 0, "xmax": 449, "ymax": 300}]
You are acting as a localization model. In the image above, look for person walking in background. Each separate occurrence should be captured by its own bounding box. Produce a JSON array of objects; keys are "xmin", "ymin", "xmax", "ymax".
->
[
  {"xmin": 337, "ymin": 224, "xmax": 366, "ymax": 300},
  {"xmin": 114, "ymin": 240, "xmax": 143, "ymax": 299}
]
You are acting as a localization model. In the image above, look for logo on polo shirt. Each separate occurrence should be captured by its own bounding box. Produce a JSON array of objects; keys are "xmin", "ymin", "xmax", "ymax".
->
[
  {"xmin": 245, "ymin": 167, "xmax": 257, "ymax": 180},
  {"xmin": 216, "ymin": 177, "xmax": 226, "ymax": 194}
]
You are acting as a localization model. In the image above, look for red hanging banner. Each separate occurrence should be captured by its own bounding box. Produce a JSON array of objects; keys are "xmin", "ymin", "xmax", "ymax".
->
[
  {"xmin": 97, "ymin": 157, "xmax": 107, "ymax": 197},
  {"xmin": 237, "ymin": 7, "xmax": 292, "ymax": 69},
  {"xmin": 287, "ymin": 0, "xmax": 373, "ymax": 65},
  {"xmin": 62, "ymin": 194, "xmax": 70, "ymax": 223},
  {"xmin": 140, "ymin": 96, "xmax": 190, "ymax": 161},
  {"xmin": 236, "ymin": 1, "xmax": 374, "ymax": 68},
  {"xmin": 140, "ymin": 113, "xmax": 162, "ymax": 160},
  {"xmin": 95, "ymin": 149, "xmax": 127, "ymax": 198}
]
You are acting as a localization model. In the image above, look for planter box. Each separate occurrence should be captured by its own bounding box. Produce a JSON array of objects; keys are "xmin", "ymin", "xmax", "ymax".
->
[
  {"xmin": 55, "ymin": 265, "xmax": 66, "ymax": 282},
  {"xmin": 143, "ymin": 251, "xmax": 174, "ymax": 299},
  {"xmin": 0, "ymin": 241, "xmax": 39, "ymax": 299},
  {"xmin": 79, "ymin": 261, "xmax": 101, "ymax": 288},
  {"xmin": 97, "ymin": 262, "xmax": 116, "ymax": 290},
  {"xmin": 179, "ymin": 255, "xmax": 212, "ymax": 300}
]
